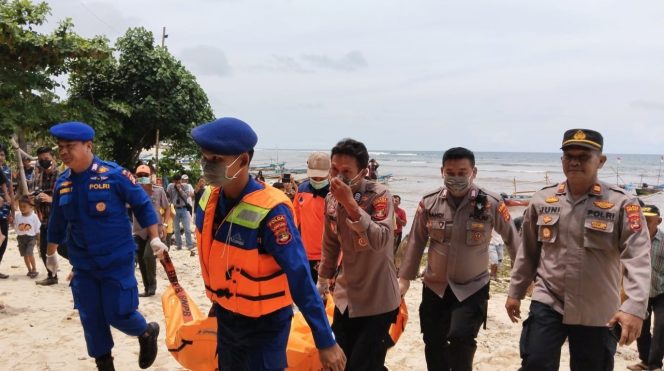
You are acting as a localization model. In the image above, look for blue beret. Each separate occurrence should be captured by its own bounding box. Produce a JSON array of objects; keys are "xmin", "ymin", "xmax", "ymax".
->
[
  {"xmin": 49, "ymin": 122, "xmax": 95, "ymax": 141},
  {"xmin": 191, "ymin": 117, "xmax": 257, "ymax": 155}
]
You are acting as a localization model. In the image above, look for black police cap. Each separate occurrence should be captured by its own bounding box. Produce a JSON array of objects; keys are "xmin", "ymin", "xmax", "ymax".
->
[{"xmin": 561, "ymin": 129, "xmax": 603, "ymax": 151}]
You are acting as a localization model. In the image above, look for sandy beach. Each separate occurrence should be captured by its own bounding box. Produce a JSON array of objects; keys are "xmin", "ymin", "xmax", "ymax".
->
[{"xmin": 0, "ymin": 228, "xmax": 647, "ymax": 371}]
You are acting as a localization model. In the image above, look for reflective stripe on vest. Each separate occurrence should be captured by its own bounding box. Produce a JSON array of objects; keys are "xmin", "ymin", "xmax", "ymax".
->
[
  {"xmin": 199, "ymin": 184, "xmax": 295, "ymax": 317},
  {"xmin": 227, "ymin": 202, "xmax": 270, "ymax": 229},
  {"xmin": 198, "ymin": 186, "xmax": 212, "ymax": 211}
]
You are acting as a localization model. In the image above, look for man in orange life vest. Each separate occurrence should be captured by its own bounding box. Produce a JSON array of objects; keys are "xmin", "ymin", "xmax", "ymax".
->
[
  {"xmin": 191, "ymin": 117, "xmax": 346, "ymax": 371},
  {"xmin": 293, "ymin": 152, "xmax": 331, "ymax": 284}
]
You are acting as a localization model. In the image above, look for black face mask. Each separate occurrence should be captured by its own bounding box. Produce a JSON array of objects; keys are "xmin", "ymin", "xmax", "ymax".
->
[{"xmin": 38, "ymin": 159, "xmax": 52, "ymax": 169}]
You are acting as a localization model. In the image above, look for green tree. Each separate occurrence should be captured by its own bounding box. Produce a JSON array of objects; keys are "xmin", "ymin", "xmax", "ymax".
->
[
  {"xmin": 68, "ymin": 27, "xmax": 214, "ymax": 168},
  {"xmin": 0, "ymin": 0, "xmax": 110, "ymax": 140}
]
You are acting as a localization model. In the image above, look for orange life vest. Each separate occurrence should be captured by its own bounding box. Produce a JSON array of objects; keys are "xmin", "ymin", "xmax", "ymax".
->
[{"xmin": 197, "ymin": 184, "xmax": 294, "ymax": 318}]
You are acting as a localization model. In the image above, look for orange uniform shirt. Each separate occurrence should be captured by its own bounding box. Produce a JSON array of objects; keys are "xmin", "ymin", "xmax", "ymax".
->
[{"xmin": 293, "ymin": 181, "xmax": 328, "ymax": 261}]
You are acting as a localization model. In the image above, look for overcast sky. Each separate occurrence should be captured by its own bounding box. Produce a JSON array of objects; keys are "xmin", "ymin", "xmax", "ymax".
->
[{"xmin": 42, "ymin": 0, "xmax": 664, "ymax": 153}]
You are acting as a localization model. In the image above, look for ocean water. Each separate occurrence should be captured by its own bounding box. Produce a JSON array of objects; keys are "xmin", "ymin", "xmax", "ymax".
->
[{"xmin": 252, "ymin": 149, "xmax": 664, "ymax": 219}]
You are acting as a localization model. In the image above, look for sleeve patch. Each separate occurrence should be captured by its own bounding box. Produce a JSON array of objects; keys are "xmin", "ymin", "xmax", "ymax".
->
[
  {"xmin": 371, "ymin": 196, "xmax": 389, "ymax": 220},
  {"xmin": 625, "ymin": 204, "xmax": 642, "ymax": 232},
  {"xmin": 498, "ymin": 202, "xmax": 511, "ymax": 221},
  {"xmin": 267, "ymin": 214, "xmax": 293, "ymax": 245}
]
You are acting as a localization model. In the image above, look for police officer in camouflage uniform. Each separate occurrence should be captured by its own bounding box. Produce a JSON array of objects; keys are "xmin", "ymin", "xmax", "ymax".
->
[{"xmin": 506, "ymin": 129, "xmax": 651, "ymax": 371}]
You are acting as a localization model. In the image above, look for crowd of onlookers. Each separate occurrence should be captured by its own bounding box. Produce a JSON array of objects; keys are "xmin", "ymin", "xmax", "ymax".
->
[{"xmin": 0, "ymin": 144, "xmax": 209, "ymax": 294}]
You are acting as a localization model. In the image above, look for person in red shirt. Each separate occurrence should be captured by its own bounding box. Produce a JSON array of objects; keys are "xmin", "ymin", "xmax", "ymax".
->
[
  {"xmin": 393, "ymin": 195, "xmax": 407, "ymax": 254},
  {"xmin": 293, "ymin": 152, "xmax": 331, "ymax": 283}
]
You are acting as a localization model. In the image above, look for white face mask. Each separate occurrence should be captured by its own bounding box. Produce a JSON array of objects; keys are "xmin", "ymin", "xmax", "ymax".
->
[
  {"xmin": 202, "ymin": 156, "xmax": 242, "ymax": 188},
  {"xmin": 310, "ymin": 178, "xmax": 329, "ymax": 190},
  {"xmin": 444, "ymin": 175, "xmax": 472, "ymax": 195}
]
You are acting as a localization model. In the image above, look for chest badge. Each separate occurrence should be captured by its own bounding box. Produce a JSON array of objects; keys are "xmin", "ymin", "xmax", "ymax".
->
[
  {"xmin": 545, "ymin": 196, "xmax": 559, "ymax": 203},
  {"xmin": 593, "ymin": 201, "xmax": 614, "ymax": 209},
  {"xmin": 543, "ymin": 216, "xmax": 553, "ymax": 224},
  {"xmin": 541, "ymin": 226, "xmax": 552, "ymax": 240},
  {"xmin": 358, "ymin": 237, "xmax": 368, "ymax": 247},
  {"xmin": 96, "ymin": 202, "xmax": 106, "ymax": 212},
  {"xmin": 591, "ymin": 220, "xmax": 608, "ymax": 230}
]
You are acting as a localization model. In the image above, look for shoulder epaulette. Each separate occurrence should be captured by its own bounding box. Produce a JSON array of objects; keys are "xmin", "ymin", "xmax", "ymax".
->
[
  {"xmin": 540, "ymin": 183, "xmax": 558, "ymax": 191},
  {"xmin": 478, "ymin": 188, "xmax": 502, "ymax": 203},
  {"xmin": 608, "ymin": 185, "xmax": 628, "ymax": 195},
  {"xmin": 422, "ymin": 187, "xmax": 443, "ymax": 200}
]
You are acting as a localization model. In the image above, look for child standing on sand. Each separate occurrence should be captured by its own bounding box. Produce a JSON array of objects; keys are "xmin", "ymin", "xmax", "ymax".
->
[{"xmin": 14, "ymin": 195, "xmax": 40, "ymax": 278}]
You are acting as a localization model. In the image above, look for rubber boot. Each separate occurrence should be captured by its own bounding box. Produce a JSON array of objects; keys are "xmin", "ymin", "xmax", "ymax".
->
[
  {"xmin": 138, "ymin": 322, "xmax": 160, "ymax": 369},
  {"xmin": 446, "ymin": 341, "xmax": 477, "ymax": 371},
  {"xmin": 95, "ymin": 353, "xmax": 115, "ymax": 371}
]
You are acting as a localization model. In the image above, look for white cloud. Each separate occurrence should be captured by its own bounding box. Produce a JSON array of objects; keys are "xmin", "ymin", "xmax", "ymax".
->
[{"xmin": 37, "ymin": 0, "xmax": 664, "ymax": 153}]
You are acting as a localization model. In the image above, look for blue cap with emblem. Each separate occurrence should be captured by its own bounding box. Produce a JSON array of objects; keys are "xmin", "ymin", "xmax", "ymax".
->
[
  {"xmin": 49, "ymin": 121, "xmax": 95, "ymax": 141},
  {"xmin": 191, "ymin": 117, "xmax": 258, "ymax": 155}
]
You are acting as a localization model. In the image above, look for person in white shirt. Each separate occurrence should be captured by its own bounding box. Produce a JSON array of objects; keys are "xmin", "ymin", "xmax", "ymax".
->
[{"xmin": 15, "ymin": 195, "xmax": 41, "ymax": 278}]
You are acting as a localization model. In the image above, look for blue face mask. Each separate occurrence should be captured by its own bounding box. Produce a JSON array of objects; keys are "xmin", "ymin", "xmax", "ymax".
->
[
  {"xmin": 310, "ymin": 179, "xmax": 329, "ymax": 190},
  {"xmin": 137, "ymin": 177, "xmax": 151, "ymax": 185}
]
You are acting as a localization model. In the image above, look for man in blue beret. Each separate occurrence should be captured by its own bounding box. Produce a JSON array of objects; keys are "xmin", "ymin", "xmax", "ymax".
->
[
  {"xmin": 45, "ymin": 121, "xmax": 168, "ymax": 370},
  {"xmin": 192, "ymin": 117, "xmax": 346, "ymax": 371}
]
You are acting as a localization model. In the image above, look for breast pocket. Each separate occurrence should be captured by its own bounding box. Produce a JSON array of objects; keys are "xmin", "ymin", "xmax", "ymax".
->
[
  {"xmin": 583, "ymin": 219, "xmax": 615, "ymax": 250},
  {"xmin": 537, "ymin": 214, "xmax": 560, "ymax": 244},
  {"xmin": 466, "ymin": 220, "xmax": 489, "ymax": 246},
  {"xmin": 428, "ymin": 218, "xmax": 447, "ymax": 243},
  {"xmin": 87, "ymin": 192, "xmax": 112, "ymax": 217},
  {"xmin": 352, "ymin": 232, "xmax": 371, "ymax": 252},
  {"xmin": 59, "ymin": 194, "xmax": 77, "ymax": 220}
]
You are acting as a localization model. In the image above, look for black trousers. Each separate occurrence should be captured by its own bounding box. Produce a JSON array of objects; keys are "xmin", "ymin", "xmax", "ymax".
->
[
  {"xmin": 636, "ymin": 293, "xmax": 664, "ymax": 369},
  {"xmin": 519, "ymin": 300, "xmax": 617, "ymax": 371},
  {"xmin": 39, "ymin": 224, "xmax": 55, "ymax": 278},
  {"xmin": 134, "ymin": 236, "xmax": 156, "ymax": 293},
  {"xmin": 0, "ymin": 218, "xmax": 7, "ymax": 269},
  {"xmin": 420, "ymin": 284, "xmax": 489, "ymax": 371},
  {"xmin": 394, "ymin": 233, "xmax": 403, "ymax": 255},
  {"xmin": 332, "ymin": 306, "xmax": 398, "ymax": 371}
]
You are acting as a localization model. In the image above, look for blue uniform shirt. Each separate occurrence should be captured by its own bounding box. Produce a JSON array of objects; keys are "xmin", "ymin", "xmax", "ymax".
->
[
  {"xmin": 48, "ymin": 157, "xmax": 158, "ymax": 269},
  {"xmin": 196, "ymin": 178, "xmax": 336, "ymax": 349}
]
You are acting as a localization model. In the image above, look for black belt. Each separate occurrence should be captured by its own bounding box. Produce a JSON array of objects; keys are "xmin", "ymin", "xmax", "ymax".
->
[{"xmin": 175, "ymin": 206, "xmax": 187, "ymax": 209}]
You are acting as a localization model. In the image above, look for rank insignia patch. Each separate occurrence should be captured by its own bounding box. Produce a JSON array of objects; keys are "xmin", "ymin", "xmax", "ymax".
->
[{"xmin": 593, "ymin": 201, "xmax": 614, "ymax": 209}]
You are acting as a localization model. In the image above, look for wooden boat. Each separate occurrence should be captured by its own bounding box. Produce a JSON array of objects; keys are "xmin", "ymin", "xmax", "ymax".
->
[
  {"xmin": 500, "ymin": 193, "xmax": 531, "ymax": 207},
  {"xmin": 636, "ymin": 184, "xmax": 663, "ymax": 196}
]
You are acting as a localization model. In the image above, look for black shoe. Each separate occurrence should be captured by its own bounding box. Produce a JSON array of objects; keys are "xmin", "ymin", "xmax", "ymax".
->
[
  {"xmin": 138, "ymin": 322, "xmax": 159, "ymax": 369},
  {"xmin": 95, "ymin": 353, "xmax": 115, "ymax": 371},
  {"xmin": 36, "ymin": 276, "xmax": 58, "ymax": 286},
  {"xmin": 139, "ymin": 292, "xmax": 152, "ymax": 297},
  {"xmin": 0, "ymin": 273, "xmax": 8, "ymax": 279}
]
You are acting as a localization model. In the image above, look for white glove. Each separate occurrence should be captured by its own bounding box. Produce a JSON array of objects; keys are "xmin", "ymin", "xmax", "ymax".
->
[
  {"xmin": 317, "ymin": 277, "xmax": 330, "ymax": 298},
  {"xmin": 149, "ymin": 237, "xmax": 168, "ymax": 259},
  {"xmin": 399, "ymin": 278, "xmax": 410, "ymax": 297},
  {"xmin": 46, "ymin": 253, "xmax": 59, "ymax": 274}
]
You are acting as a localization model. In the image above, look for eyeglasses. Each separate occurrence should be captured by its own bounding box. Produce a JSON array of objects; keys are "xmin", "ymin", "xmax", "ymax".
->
[{"xmin": 562, "ymin": 154, "xmax": 593, "ymax": 164}]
